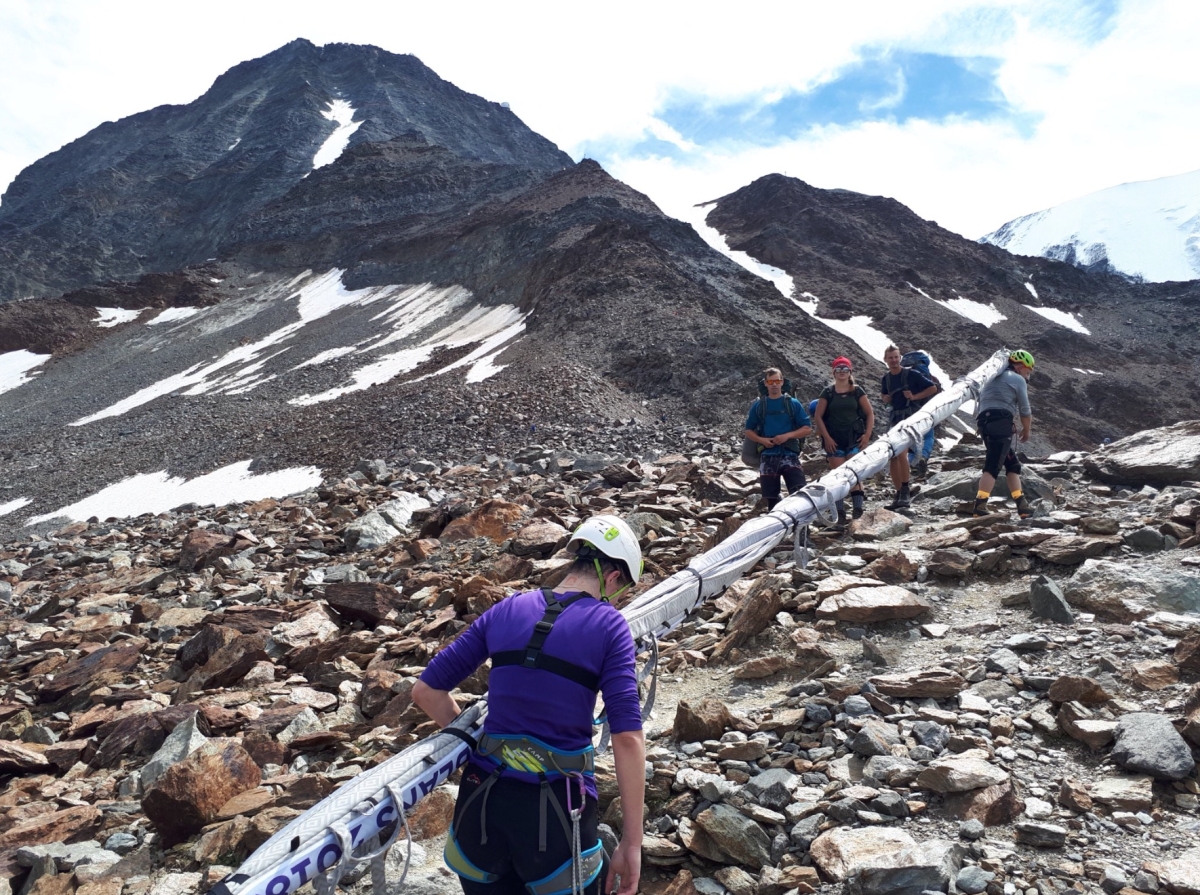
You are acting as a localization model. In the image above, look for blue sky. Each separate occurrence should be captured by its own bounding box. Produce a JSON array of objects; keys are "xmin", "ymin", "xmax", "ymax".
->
[
  {"xmin": 637, "ymin": 51, "xmax": 1030, "ymax": 156},
  {"xmin": 0, "ymin": 0, "xmax": 1196, "ymax": 238}
]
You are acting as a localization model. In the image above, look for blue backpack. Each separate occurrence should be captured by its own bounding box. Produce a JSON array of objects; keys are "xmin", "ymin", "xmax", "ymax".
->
[{"xmin": 900, "ymin": 350, "xmax": 942, "ymax": 403}]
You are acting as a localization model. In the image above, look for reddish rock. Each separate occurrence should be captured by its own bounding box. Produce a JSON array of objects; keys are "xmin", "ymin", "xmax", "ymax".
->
[
  {"xmin": 713, "ymin": 573, "xmax": 788, "ymax": 658},
  {"xmin": 439, "ymin": 499, "xmax": 526, "ymax": 543},
  {"xmin": 407, "ymin": 788, "xmax": 456, "ymax": 840},
  {"xmin": 1047, "ymin": 675, "xmax": 1112, "ymax": 704},
  {"xmin": 484, "ymin": 553, "xmax": 535, "ymax": 583},
  {"xmin": 0, "ymin": 804, "xmax": 102, "ymax": 851},
  {"xmin": 0, "ymin": 740, "xmax": 50, "ymax": 774},
  {"xmin": 179, "ymin": 527, "xmax": 237, "ymax": 571},
  {"xmin": 943, "ymin": 780, "xmax": 1025, "ymax": 826},
  {"xmin": 817, "ymin": 586, "xmax": 932, "ymax": 623},
  {"xmin": 241, "ymin": 731, "xmax": 290, "ymax": 769},
  {"xmin": 508, "ymin": 520, "xmax": 570, "ymax": 557},
  {"xmin": 177, "ymin": 624, "xmax": 241, "ymax": 671},
  {"xmin": 141, "ymin": 739, "xmax": 262, "ymax": 846},
  {"xmin": 188, "ymin": 633, "xmax": 268, "ymax": 692},
  {"xmin": 1176, "ymin": 630, "xmax": 1200, "ymax": 673},
  {"xmin": 861, "ymin": 551, "xmax": 919, "ymax": 584},
  {"xmin": 453, "ymin": 575, "xmax": 507, "ymax": 615},
  {"xmin": 92, "ymin": 712, "xmax": 168, "ymax": 768},
  {"xmin": 1129, "ymin": 660, "xmax": 1179, "ymax": 690},
  {"xmin": 1058, "ymin": 777, "xmax": 1094, "ymax": 813},
  {"xmin": 870, "ymin": 668, "xmax": 968, "ymax": 698},
  {"xmin": 361, "ymin": 667, "xmax": 402, "ymax": 717},
  {"xmin": 325, "ymin": 581, "xmax": 404, "ymax": 625},
  {"xmin": 38, "ymin": 639, "xmax": 146, "ymax": 702},
  {"xmin": 674, "ymin": 697, "xmax": 733, "ymax": 743}
]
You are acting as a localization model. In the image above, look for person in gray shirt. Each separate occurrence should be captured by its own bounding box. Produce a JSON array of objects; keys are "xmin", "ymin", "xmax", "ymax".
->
[{"xmin": 974, "ymin": 350, "xmax": 1034, "ymax": 518}]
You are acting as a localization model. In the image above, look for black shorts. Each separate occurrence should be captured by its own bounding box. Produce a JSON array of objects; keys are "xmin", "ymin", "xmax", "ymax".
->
[
  {"xmin": 825, "ymin": 425, "xmax": 864, "ymax": 457},
  {"xmin": 977, "ymin": 409, "xmax": 1021, "ymax": 477}
]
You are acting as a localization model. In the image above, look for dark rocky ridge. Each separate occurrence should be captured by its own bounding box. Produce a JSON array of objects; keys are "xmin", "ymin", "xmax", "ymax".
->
[
  {"xmin": 706, "ymin": 174, "xmax": 1200, "ymax": 447},
  {"xmin": 0, "ymin": 39, "xmax": 570, "ymax": 302}
]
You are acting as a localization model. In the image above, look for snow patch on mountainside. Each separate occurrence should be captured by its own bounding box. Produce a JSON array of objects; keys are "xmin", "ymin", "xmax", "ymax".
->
[
  {"xmin": 686, "ymin": 204, "xmax": 795, "ymax": 300},
  {"xmin": 982, "ymin": 168, "xmax": 1200, "ymax": 283},
  {"xmin": 907, "ymin": 282, "xmax": 1006, "ymax": 328},
  {"xmin": 0, "ymin": 498, "xmax": 32, "ymax": 517},
  {"xmin": 95, "ymin": 307, "xmax": 143, "ymax": 327},
  {"xmin": 27, "ymin": 461, "xmax": 322, "ymax": 525},
  {"xmin": 1024, "ymin": 304, "xmax": 1090, "ymax": 335},
  {"xmin": 146, "ymin": 307, "xmax": 201, "ymax": 326},
  {"xmin": 0, "ymin": 350, "xmax": 50, "ymax": 396},
  {"xmin": 313, "ymin": 99, "xmax": 361, "ymax": 169}
]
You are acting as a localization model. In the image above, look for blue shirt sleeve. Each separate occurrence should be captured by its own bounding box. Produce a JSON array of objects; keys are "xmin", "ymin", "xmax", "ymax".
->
[
  {"xmin": 744, "ymin": 399, "xmax": 761, "ymax": 431},
  {"xmin": 789, "ymin": 396, "xmax": 812, "ymax": 428},
  {"xmin": 420, "ymin": 608, "xmax": 492, "ymax": 691},
  {"xmin": 907, "ymin": 369, "xmax": 935, "ymax": 392}
]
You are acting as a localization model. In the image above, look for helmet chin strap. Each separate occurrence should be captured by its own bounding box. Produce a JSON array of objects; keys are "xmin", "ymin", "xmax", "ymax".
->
[{"xmin": 592, "ymin": 558, "xmax": 629, "ymax": 602}]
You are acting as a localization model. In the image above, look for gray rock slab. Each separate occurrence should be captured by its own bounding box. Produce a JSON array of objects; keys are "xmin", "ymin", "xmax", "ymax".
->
[{"xmin": 1112, "ymin": 712, "xmax": 1196, "ymax": 780}]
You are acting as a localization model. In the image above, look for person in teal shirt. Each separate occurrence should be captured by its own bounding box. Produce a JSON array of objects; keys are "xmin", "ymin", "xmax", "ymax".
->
[{"xmin": 743, "ymin": 366, "xmax": 813, "ymax": 510}]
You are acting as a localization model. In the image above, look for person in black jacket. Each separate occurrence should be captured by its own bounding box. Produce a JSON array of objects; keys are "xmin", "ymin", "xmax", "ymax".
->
[{"xmin": 879, "ymin": 345, "xmax": 937, "ymax": 509}]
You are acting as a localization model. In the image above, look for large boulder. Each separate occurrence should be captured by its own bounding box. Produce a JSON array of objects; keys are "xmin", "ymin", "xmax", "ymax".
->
[
  {"xmin": 816, "ymin": 586, "xmax": 932, "ymax": 623},
  {"xmin": 1111, "ymin": 712, "xmax": 1195, "ymax": 781},
  {"xmin": 141, "ymin": 739, "xmax": 262, "ymax": 846},
  {"xmin": 1064, "ymin": 559, "xmax": 1200, "ymax": 619},
  {"xmin": 846, "ymin": 839, "xmax": 966, "ymax": 895},
  {"xmin": 920, "ymin": 466, "xmax": 1054, "ymax": 501},
  {"xmin": 674, "ymin": 697, "xmax": 733, "ymax": 743},
  {"xmin": 690, "ymin": 804, "xmax": 772, "ymax": 867},
  {"xmin": 810, "ymin": 827, "xmax": 917, "ymax": 881},
  {"xmin": 1084, "ymin": 420, "xmax": 1200, "ymax": 485}
]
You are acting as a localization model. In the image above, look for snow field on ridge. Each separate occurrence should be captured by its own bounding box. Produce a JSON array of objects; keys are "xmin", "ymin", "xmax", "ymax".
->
[
  {"xmin": 69, "ymin": 270, "xmax": 526, "ymax": 424},
  {"xmin": 983, "ymin": 168, "xmax": 1200, "ymax": 284},
  {"xmin": 0, "ymin": 349, "xmax": 50, "ymax": 396},
  {"xmin": 26, "ymin": 461, "xmax": 323, "ymax": 526}
]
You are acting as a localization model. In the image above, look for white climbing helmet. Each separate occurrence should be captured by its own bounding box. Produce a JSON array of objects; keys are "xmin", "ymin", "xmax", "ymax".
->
[{"xmin": 566, "ymin": 515, "xmax": 644, "ymax": 586}]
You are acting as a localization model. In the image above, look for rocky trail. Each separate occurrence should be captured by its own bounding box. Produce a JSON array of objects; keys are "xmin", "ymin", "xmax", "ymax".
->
[{"xmin": 2, "ymin": 421, "xmax": 1200, "ymax": 895}]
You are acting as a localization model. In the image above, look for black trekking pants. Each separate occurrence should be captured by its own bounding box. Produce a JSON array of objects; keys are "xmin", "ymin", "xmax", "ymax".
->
[{"xmin": 759, "ymin": 452, "xmax": 806, "ymax": 509}]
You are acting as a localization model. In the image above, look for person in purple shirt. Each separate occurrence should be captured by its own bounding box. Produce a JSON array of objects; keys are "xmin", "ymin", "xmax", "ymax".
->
[{"xmin": 413, "ymin": 516, "xmax": 645, "ymax": 895}]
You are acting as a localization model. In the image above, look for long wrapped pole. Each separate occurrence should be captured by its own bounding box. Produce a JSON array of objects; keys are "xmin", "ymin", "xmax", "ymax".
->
[{"xmin": 210, "ymin": 348, "xmax": 1011, "ymax": 895}]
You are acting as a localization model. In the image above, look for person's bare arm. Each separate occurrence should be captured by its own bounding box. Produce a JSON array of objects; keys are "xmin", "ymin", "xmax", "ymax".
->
[
  {"xmin": 411, "ymin": 680, "xmax": 461, "ymax": 728},
  {"xmin": 859, "ymin": 395, "xmax": 875, "ymax": 448},
  {"xmin": 605, "ymin": 729, "xmax": 645, "ymax": 895}
]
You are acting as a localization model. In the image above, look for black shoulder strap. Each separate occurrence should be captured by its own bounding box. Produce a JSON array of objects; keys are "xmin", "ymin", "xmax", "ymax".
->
[{"xmin": 490, "ymin": 589, "xmax": 600, "ymax": 691}]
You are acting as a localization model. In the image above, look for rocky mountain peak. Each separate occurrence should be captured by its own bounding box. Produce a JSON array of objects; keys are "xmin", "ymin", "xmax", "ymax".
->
[{"xmin": 0, "ymin": 40, "xmax": 570, "ymax": 303}]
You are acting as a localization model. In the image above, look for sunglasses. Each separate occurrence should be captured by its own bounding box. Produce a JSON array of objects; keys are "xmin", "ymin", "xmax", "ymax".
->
[
  {"xmin": 833, "ymin": 366, "xmax": 851, "ymax": 372},
  {"xmin": 765, "ymin": 379, "xmax": 783, "ymax": 385}
]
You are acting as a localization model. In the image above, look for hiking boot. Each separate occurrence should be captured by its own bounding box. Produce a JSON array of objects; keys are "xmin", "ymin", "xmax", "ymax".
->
[
  {"xmin": 835, "ymin": 499, "xmax": 847, "ymax": 526},
  {"xmin": 915, "ymin": 457, "xmax": 928, "ymax": 476},
  {"xmin": 972, "ymin": 498, "xmax": 990, "ymax": 517},
  {"xmin": 851, "ymin": 492, "xmax": 865, "ymax": 519},
  {"xmin": 888, "ymin": 487, "xmax": 911, "ymax": 510},
  {"xmin": 1015, "ymin": 496, "xmax": 1034, "ymax": 519}
]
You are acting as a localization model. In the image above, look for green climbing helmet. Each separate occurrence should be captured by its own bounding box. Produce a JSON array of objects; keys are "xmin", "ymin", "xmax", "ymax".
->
[{"xmin": 1009, "ymin": 349, "xmax": 1035, "ymax": 369}]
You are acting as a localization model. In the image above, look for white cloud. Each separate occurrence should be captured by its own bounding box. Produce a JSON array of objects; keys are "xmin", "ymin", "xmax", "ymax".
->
[{"xmin": 1, "ymin": 1, "xmax": 1197, "ymax": 240}]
